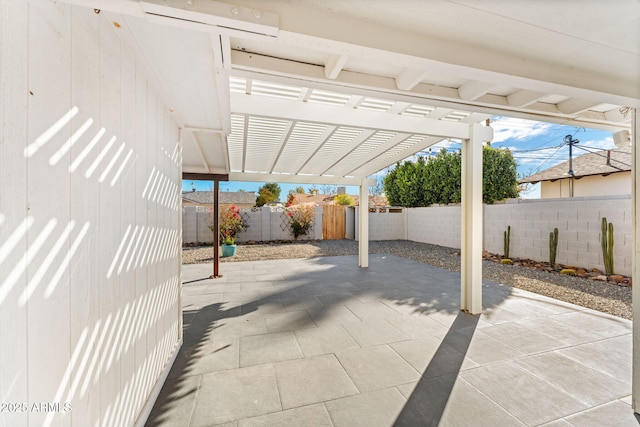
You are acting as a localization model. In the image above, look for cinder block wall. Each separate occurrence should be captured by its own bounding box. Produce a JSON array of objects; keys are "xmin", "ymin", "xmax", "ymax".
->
[
  {"xmin": 355, "ymin": 208, "xmax": 407, "ymax": 240},
  {"xmin": 483, "ymin": 196, "xmax": 631, "ymax": 274},
  {"xmin": 182, "ymin": 206, "xmax": 322, "ymax": 243},
  {"xmin": 405, "ymin": 196, "xmax": 631, "ymax": 275},
  {"xmin": 407, "ymin": 205, "xmax": 461, "ymax": 249}
]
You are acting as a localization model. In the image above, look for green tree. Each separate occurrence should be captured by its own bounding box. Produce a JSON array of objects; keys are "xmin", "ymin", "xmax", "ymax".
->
[
  {"xmin": 482, "ymin": 147, "xmax": 519, "ymax": 203},
  {"xmin": 295, "ymin": 186, "xmax": 306, "ymax": 194},
  {"xmin": 255, "ymin": 182, "xmax": 281, "ymax": 206},
  {"xmin": 384, "ymin": 157, "xmax": 430, "ymax": 207},
  {"xmin": 383, "ymin": 146, "xmax": 518, "ymax": 207}
]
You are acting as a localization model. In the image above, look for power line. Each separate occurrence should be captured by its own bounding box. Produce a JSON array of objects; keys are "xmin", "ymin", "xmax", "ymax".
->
[{"xmin": 573, "ymin": 144, "xmax": 631, "ymax": 168}]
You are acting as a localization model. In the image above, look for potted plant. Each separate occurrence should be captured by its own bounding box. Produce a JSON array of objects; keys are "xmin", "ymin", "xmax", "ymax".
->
[
  {"xmin": 221, "ymin": 235, "xmax": 237, "ymax": 257},
  {"xmin": 209, "ymin": 205, "xmax": 248, "ymax": 257}
]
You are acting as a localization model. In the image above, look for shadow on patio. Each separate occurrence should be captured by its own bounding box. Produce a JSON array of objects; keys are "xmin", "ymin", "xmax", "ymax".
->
[{"xmin": 146, "ymin": 254, "xmax": 635, "ymax": 426}]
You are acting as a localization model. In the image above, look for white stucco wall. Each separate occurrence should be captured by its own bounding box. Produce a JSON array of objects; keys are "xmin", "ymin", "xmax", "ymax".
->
[
  {"xmin": 1, "ymin": 2, "xmax": 182, "ymax": 426},
  {"xmin": 540, "ymin": 172, "xmax": 631, "ymax": 198}
]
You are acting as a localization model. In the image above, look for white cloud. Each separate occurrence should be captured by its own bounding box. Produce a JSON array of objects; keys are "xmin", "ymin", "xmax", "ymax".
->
[{"xmin": 491, "ymin": 116, "xmax": 554, "ymax": 143}]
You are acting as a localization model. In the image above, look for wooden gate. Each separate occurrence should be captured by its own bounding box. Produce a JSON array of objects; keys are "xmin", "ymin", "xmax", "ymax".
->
[{"xmin": 322, "ymin": 205, "xmax": 346, "ymax": 239}]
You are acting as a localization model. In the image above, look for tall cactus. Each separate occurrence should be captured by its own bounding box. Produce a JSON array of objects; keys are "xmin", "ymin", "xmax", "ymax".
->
[
  {"xmin": 549, "ymin": 227, "xmax": 558, "ymax": 268},
  {"xmin": 601, "ymin": 217, "xmax": 614, "ymax": 276},
  {"xmin": 503, "ymin": 225, "xmax": 511, "ymax": 259}
]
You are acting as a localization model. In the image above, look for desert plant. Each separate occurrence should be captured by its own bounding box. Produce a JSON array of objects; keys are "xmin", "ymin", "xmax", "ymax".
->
[
  {"xmin": 223, "ymin": 235, "xmax": 235, "ymax": 245},
  {"xmin": 601, "ymin": 217, "xmax": 614, "ymax": 276},
  {"xmin": 549, "ymin": 227, "xmax": 558, "ymax": 268},
  {"xmin": 503, "ymin": 225, "xmax": 511, "ymax": 259},
  {"xmin": 560, "ymin": 269, "xmax": 576, "ymax": 276}
]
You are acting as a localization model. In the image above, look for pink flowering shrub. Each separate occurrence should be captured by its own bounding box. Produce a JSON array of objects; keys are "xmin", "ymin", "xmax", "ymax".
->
[
  {"xmin": 209, "ymin": 205, "xmax": 248, "ymax": 244},
  {"xmin": 286, "ymin": 205, "xmax": 315, "ymax": 239}
]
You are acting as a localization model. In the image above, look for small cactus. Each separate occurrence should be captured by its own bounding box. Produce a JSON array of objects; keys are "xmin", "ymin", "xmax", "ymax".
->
[
  {"xmin": 560, "ymin": 269, "xmax": 576, "ymax": 276},
  {"xmin": 549, "ymin": 228, "xmax": 558, "ymax": 268},
  {"xmin": 503, "ymin": 225, "xmax": 511, "ymax": 259},
  {"xmin": 601, "ymin": 217, "xmax": 614, "ymax": 276}
]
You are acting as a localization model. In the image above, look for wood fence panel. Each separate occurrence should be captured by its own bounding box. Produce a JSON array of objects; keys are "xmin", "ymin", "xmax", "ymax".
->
[{"xmin": 323, "ymin": 205, "xmax": 346, "ymax": 239}]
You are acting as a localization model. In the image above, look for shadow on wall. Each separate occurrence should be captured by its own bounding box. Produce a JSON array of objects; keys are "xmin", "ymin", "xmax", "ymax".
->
[{"xmin": 1, "ymin": 94, "xmax": 182, "ymax": 426}]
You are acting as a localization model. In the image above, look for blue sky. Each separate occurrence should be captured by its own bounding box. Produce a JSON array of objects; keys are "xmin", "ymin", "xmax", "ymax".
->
[{"xmin": 182, "ymin": 116, "xmax": 615, "ymax": 199}]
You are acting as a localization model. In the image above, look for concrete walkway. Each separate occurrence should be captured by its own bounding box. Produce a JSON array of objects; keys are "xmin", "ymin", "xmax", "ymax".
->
[{"xmin": 147, "ymin": 255, "xmax": 636, "ymax": 426}]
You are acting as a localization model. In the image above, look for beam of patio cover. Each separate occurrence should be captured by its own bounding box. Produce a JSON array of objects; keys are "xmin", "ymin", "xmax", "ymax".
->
[{"xmin": 231, "ymin": 92, "xmax": 471, "ymax": 139}]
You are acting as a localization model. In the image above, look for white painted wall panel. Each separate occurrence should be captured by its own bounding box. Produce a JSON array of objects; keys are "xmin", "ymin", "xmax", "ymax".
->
[
  {"xmin": 0, "ymin": 2, "xmax": 29, "ymax": 427},
  {"xmin": 0, "ymin": 2, "xmax": 182, "ymax": 426},
  {"xmin": 26, "ymin": 3, "xmax": 73, "ymax": 426},
  {"xmin": 68, "ymin": 5, "xmax": 101, "ymax": 425}
]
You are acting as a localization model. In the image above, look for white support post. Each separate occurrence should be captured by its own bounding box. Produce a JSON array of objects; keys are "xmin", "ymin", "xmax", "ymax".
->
[
  {"xmin": 632, "ymin": 108, "xmax": 639, "ymax": 413},
  {"xmin": 461, "ymin": 123, "xmax": 491, "ymax": 314},
  {"xmin": 358, "ymin": 177, "xmax": 369, "ymax": 267}
]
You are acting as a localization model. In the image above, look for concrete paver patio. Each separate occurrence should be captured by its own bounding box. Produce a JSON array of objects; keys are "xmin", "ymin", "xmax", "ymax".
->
[{"xmin": 146, "ymin": 255, "xmax": 637, "ymax": 426}]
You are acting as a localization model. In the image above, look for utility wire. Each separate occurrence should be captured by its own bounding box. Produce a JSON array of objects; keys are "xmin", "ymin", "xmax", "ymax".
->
[{"xmin": 572, "ymin": 144, "xmax": 631, "ymax": 168}]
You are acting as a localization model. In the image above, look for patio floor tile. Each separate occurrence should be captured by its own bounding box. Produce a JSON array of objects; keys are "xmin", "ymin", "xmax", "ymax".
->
[
  {"xmin": 564, "ymin": 400, "xmax": 640, "ymax": 426},
  {"xmin": 512, "ymin": 352, "xmax": 629, "ymax": 406},
  {"xmin": 293, "ymin": 324, "xmax": 359, "ymax": 356},
  {"xmin": 146, "ymin": 376, "xmax": 200, "ymax": 427},
  {"xmin": 238, "ymin": 403, "xmax": 332, "ymax": 427},
  {"xmin": 169, "ymin": 337, "xmax": 239, "ymax": 379},
  {"xmin": 340, "ymin": 317, "xmax": 408, "ymax": 347},
  {"xmin": 390, "ymin": 337, "xmax": 477, "ymax": 375},
  {"xmin": 190, "ymin": 364, "xmax": 281, "ymax": 426},
  {"xmin": 551, "ymin": 310, "xmax": 632, "ymax": 338},
  {"xmin": 335, "ymin": 345, "xmax": 420, "ymax": 392},
  {"xmin": 273, "ymin": 354, "xmax": 359, "ymax": 409},
  {"xmin": 480, "ymin": 322, "xmax": 566, "ymax": 354},
  {"xmin": 148, "ymin": 256, "xmax": 635, "ymax": 426},
  {"xmin": 324, "ymin": 387, "xmax": 423, "ymax": 427},
  {"xmin": 396, "ymin": 375, "xmax": 525, "ymax": 427},
  {"xmin": 239, "ymin": 331, "xmax": 302, "ymax": 367},
  {"xmin": 446, "ymin": 329, "xmax": 526, "ymax": 365},
  {"xmin": 514, "ymin": 316, "xmax": 603, "ymax": 346},
  {"xmin": 461, "ymin": 362, "xmax": 589, "ymax": 425},
  {"xmin": 558, "ymin": 335, "xmax": 632, "ymax": 388},
  {"xmin": 263, "ymin": 310, "xmax": 316, "ymax": 333},
  {"xmin": 307, "ymin": 304, "xmax": 361, "ymax": 326}
]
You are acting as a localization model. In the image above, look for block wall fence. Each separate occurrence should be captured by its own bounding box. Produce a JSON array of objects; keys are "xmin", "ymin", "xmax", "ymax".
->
[
  {"xmin": 182, "ymin": 206, "xmax": 323, "ymax": 243},
  {"xmin": 354, "ymin": 195, "xmax": 632, "ymax": 276}
]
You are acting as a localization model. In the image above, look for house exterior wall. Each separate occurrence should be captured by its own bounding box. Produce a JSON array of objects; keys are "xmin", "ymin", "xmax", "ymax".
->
[
  {"xmin": 540, "ymin": 172, "xmax": 631, "ymax": 198},
  {"xmin": 1, "ymin": 2, "xmax": 181, "ymax": 426}
]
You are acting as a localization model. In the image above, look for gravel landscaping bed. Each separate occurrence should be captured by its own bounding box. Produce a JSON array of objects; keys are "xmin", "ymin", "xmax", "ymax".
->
[{"xmin": 182, "ymin": 240, "xmax": 632, "ymax": 319}]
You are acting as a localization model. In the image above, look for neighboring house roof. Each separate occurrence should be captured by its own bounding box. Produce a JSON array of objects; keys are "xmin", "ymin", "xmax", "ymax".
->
[
  {"xmin": 290, "ymin": 194, "xmax": 336, "ymax": 205},
  {"xmin": 519, "ymin": 147, "xmax": 631, "ymax": 184},
  {"xmin": 182, "ymin": 191, "xmax": 255, "ymax": 205},
  {"xmin": 289, "ymin": 193, "xmax": 388, "ymax": 207}
]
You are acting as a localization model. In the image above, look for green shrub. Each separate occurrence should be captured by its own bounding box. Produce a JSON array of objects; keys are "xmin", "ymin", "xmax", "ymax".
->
[{"xmin": 334, "ymin": 194, "xmax": 354, "ymax": 205}]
